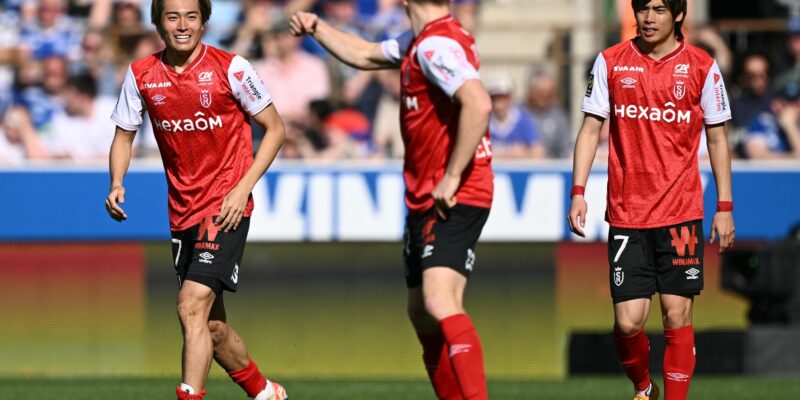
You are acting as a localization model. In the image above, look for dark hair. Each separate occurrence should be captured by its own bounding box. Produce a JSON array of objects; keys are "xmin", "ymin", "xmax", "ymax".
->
[
  {"xmin": 150, "ymin": 0, "xmax": 211, "ymax": 27},
  {"xmin": 66, "ymin": 73, "xmax": 97, "ymax": 98},
  {"xmin": 631, "ymin": 0, "xmax": 687, "ymax": 41}
]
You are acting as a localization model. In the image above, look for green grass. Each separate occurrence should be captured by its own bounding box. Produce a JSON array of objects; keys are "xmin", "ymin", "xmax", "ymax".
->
[{"xmin": 0, "ymin": 376, "xmax": 798, "ymax": 399}]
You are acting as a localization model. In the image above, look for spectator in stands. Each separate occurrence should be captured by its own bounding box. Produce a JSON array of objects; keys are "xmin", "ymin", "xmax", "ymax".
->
[
  {"xmin": 18, "ymin": 0, "xmax": 82, "ymax": 62},
  {"xmin": 731, "ymin": 53, "xmax": 772, "ymax": 130},
  {"xmin": 773, "ymin": 16, "xmax": 800, "ymax": 92},
  {"xmin": 743, "ymin": 82, "xmax": 800, "ymax": 160},
  {"xmin": 46, "ymin": 73, "xmax": 119, "ymax": 162},
  {"xmin": 255, "ymin": 19, "xmax": 330, "ymax": 125},
  {"xmin": 691, "ymin": 25, "xmax": 733, "ymax": 78},
  {"xmin": 228, "ymin": 0, "xmax": 286, "ymax": 59},
  {"xmin": 526, "ymin": 67, "xmax": 572, "ymax": 158},
  {"xmin": 486, "ymin": 73, "xmax": 545, "ymax": 159},
  {"xmin": 0, "ymin": 106, "xmax": 49, "ymax": 163},
  {"xmin": 11, "ymin": 55, "xmax": 68, "ymax": 136}
]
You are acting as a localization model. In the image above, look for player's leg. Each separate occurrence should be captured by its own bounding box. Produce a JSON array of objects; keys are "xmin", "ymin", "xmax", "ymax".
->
[
  {"xmin": 418, "ymin": 205, "xmax": 490, "ymax": 400},
  {"xmin": 408, "ymin": 286, "xmax": 462, "ymax": 400},
  {"xmin": 172, "ymin": 228, "xmax": 211, "ymax": 399},
  {"xmin": 659, "ymin": 294, "xmax": 694, "ymax": 400},
  {"xmin": 404, "ymin": 213, "xmax": 462, "ymax": 400},
  {"xmin": 177, "ymin": 280, "xmax": 216, "ymax": 398},
  {"xmin": 609, "ymin": 226, "xmax": 658, "ymax": 398},
  {"xmin": 654, "ymin": 220, "xmax": 704, "ymax": 400},
  {"xmin": 208, "ymin": 295, "xmax": 287, "ymax": 400},
  {"xmin": 423, "ymin": 267, "xmax": 487, "ymax": 400}
]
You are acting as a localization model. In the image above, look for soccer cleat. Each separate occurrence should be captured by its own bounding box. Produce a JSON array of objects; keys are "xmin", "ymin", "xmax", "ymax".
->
[
  {"xmin": 633, "ymin": 380, "xmax": 660, "ymax": 400},
  {"xmin": 254, "ymin": 381, "xmax": 288, "ymax": 400},
  {"xmin": 176, "ymin": 386, "xmax": 206, "ymax": 400}
]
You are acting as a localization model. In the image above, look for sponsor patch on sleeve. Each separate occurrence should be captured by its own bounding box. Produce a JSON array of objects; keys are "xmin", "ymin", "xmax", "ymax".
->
[{"xmin": 585, "ymin": 74, "xmax": 594, "ymax": 97}]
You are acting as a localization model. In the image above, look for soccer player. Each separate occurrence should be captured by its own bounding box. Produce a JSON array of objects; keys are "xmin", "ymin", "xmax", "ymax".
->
[
  {"xmin": 104, "ymin": 1, "xmax": 288, "ymax": 399},
  {"xmin": 567, "ymin": 1, "xmax": 735, "ymax": 399},
  {"xmin": 290, "ymin": 1, "xmax": 494, "ymax": 399}
]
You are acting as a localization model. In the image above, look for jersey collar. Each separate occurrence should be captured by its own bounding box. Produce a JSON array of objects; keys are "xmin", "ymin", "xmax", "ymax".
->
[
  {"xmin": 420, "ymin": 14, "xmax": 455, "ymax": 35},
  {"xmin": 629, "ymin": 38, "xmax": 686, "ymax": 63},
  {"xmin": 159, "ymin": 44, "xmax": 209, "ymax": 73}
]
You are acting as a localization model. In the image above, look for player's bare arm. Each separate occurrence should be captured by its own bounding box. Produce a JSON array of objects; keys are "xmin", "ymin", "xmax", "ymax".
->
[
  {"xmin": 289, "ymin": 11, "xmax": 395, "ymax": 70},
  {"xmin": 567, "ymin": 114, "xmax": 604, "ymax": 237},
  {"xmin": 431, "ymin": 79, "xmax": 491, "ymax": 219},
  {"xmin": 106, "ymin": 126, "xmax": 137, "ymax": 222},
  {"xmin": 706, "ymin": 122, "xmax": 735, "ymax": 253},
  {"xmin": 216, "ymin": 104, "xmax": 285, "ymax": 233}
]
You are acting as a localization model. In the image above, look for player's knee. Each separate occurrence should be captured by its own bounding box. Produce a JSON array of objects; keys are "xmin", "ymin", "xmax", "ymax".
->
[
  {"xmin": 615, "ymin": 319, "xmax": 646, "ymax": 335},
  {"xmin": 423, "ymin": 294, "xmax": 461, "ymax": 320},
  {"xmin": 176, "ymin": 298, "xmax": 204, "ymax": 325},
  {"xmin": 662, "ymin": 307, "xmax": 692, "ymax": 328},
  {"xmin": 207, "ymin": 320, "xmax": 228, "ymax": 345}
]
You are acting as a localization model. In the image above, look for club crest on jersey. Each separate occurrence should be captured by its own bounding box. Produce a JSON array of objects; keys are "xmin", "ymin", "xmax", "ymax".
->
[
  {"xmin": 673, "ymin": 80, "xmax": 686, "ymax": 100},
  {"xmin": 613, "ymin": 266, "xmax": 624, "ymax": 286},
  {"xmin": 200, "ymin": 90, "xmax": 211, "ymax": 108}
]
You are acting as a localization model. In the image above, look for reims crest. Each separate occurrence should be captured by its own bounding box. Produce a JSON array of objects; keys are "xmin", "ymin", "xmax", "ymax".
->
[
  {"xmin": 200, "ymin": 90, "xmax": 211, "ymax": 108},
  {"xmin": 673, "ymin": 81, "xmax": 686, "ymax": 100}
]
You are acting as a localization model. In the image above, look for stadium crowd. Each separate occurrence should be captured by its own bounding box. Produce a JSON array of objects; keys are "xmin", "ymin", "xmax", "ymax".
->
[{"xmin": 1, "ymin": 0, "xmax": 799, "ymax": 164}]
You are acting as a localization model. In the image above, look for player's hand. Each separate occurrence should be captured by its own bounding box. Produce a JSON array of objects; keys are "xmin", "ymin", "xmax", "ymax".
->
[
  {"xmin": 105, "ymin": 185, "xmax": 128, "ymax": 222},
  {"xmin": 217, "ymin": 184, "xmax": 250, "ymax": 233},
  {"xmin": 290, "ymin": 11, "xmax": 318, "ymax": 37},
  {"xmin": 710, "ymin": 211, "xmax": 735, "ymax": 253},
  {"xmin": 567, "ymin": 196, "xmax": 588, "ymax": 238},
  {"xmin": 432, "ymin": 173, "xmax": 460, "ymax": 220}
]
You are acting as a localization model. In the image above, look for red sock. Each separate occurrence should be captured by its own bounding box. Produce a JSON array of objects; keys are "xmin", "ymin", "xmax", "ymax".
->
[
  {"xmin": 227, "ymin": 358, "xmax": 268, "ymax": 398},
  {"xmin": 612, "ymin": 328, "xmax": 651, "ymax": 392},
  {"xmin": 663, "ymin": 325, "xmax": 695, "ymax": 400},
  {"xmin": 439, "ymin": 314, "xmax": 487, "ymax": 400},
  {"xmin": 417, "ymin": 332, "xmax": 462, "ymax": 400},
  {"xmin": 175, "ymin": 386, "xmax": 206, "ymax": 400}
]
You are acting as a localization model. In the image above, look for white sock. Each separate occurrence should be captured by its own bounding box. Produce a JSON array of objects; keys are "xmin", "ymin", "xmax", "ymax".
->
[
  {"xmin": 253, "ymin": 380, "xmax": 275, "ymax": 400},
  {"xmin": 636, "ymin": 383, "xmax": 652, "ymax": 396},
  {"xmin": 180, "ymin": 383, "xmax": 196, "ymax": 395}
]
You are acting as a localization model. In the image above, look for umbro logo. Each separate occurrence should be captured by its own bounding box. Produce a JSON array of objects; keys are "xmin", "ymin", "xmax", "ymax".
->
[
  {"xmin": 422, "ymin": 244, "xmax": 434, "ymax": 258},
  {"xmin": 151, "ymin": 94, "xmax": 166, "ymax": 105},
  {"xmin": 199, "ymin": 252, "xmax": 214, "ymax": 264},
  {"xmin": 621, "ymin": 77, "xmax": 637, "ymax": 88},
  {"xmin": 666, "ymin": 372, "xmax": 690, "ymax": 382},
  {"xmin": 449, "ymin": 344, "xmax": 472, "ymax": 357},
  {"xmin": 685, "ymin": 268, "xmax": 700, "ymax": 280}
]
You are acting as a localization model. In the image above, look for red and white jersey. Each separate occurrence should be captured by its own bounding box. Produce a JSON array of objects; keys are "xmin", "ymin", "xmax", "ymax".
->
[
  {"xmin": 381, "ymin": 16, "xmax": 493, "ymax": 213},
  {"xmin": 112, "ymin": 45, "xmax": 272, "ymax": 231},
  {"xmin": 582, "ymin": 40, "xmax": 731, "ymax": 229}
]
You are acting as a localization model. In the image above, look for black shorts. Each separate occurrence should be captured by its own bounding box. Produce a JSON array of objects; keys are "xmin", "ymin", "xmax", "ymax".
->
[
  {"xmin": 170, "ymin": 216, "xmax": 250, "ymax": 294},
  {"xmin": 403, "ymin": 204, "xmax": 490, "ymax": 288},
  {"xmin": 608, "ymin": 219, "xmax": 704, "ymax": 303}
]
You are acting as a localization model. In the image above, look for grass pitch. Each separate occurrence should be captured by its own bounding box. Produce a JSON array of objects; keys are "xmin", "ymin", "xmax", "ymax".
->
[{"xmin": 0, "ymin": 376, "xmax": 798, "ymax": 399}]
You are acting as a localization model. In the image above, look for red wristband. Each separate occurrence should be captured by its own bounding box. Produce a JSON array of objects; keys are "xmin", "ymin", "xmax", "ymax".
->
[
  {"xmin": 717, "ymin": 201, "xmax": 733, "ymax": 212},
  {"xmin": 571, "ymin": 185, "xmax": 585, "ymax": 198}
]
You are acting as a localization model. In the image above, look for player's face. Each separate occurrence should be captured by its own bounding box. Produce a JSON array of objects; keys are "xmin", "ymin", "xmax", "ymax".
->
[
  {"xmin": 158, "ymin": 0, "xmax": 204, "ymax": 55},
  {"xmin": 634, "ymin": 0, "xmax": 682, "ymax": 46}
]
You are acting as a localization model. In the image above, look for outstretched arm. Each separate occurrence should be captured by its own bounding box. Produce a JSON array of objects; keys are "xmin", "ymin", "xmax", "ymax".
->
[
  {"xmin": 216, "ymin": 105, "xmax": 285, "ymax": 232},
  {"xmin": 706, "ymin": 123, "xmax": 735, "ymax": 253},
  {"xmin": 290, "ymin": 11, "xmax": 396, "ymax": 70},
  {"xmin": 567, "ymin": 114, "xmax": 604, "ymax": 237},
  {"xmin": 106, "ymin": 127, "xmax": 137, "ymax": 222},
  {"xmin": 431, "ymin": 79, "xmax": 492, "ymax": 219}
]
